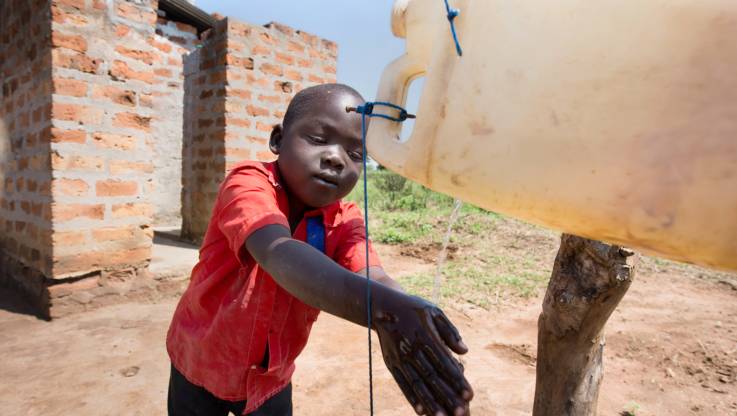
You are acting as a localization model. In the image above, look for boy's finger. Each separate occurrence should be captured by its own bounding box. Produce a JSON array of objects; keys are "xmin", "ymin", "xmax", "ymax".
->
[
  {"xmin": 404, "ymin": 363, "xmax": 446, "ymax": 416},
  {"xmin": 432, "ymin": 309, "xmax": 468, "ymax": 354},
  {"xmin": 421, "ymin": 344, "xmax": 472, "ymax": 399},
  {"xmin": 413, "ymin": 350, "xmax": 468, "ymax": 415},
  {"xmin": 389, "ymin": 366, "xmax": 423, "ymax": 415}
]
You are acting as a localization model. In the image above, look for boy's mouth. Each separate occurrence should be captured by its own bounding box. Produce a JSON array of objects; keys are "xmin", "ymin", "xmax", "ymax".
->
[{"xmin": 313, "ymin": 173, "xmax": 339, "ymax": 188}]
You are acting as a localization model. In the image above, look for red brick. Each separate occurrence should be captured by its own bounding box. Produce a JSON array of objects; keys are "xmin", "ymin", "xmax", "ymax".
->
[
  {"xmin": 287, "ymin": 41, "xmax": 305, "ymax": 53},
  {"xmin": 154, "ymin": 68, "xmax": 172, "ymax": 77},
  {"xmin": 91, "ymin": 226, "xmax": 137, "ymax": 242},
  {"xmin": 208, "ymin": 71, "xmax": 226, "ymax": 84},
  {"xmin": 52, "ymin": 32, "xmax": 87, "ymax": 53},
  {"xmin": 285, "ymin": 69, "xmax": 303, "ymax": 81},
  {"xmin": 246, "ymin": 136, "xmax": 268, "ymax": 145},
  {"xmin": 109, "ymin": 160, "xmax": 154, "ymax": 174},
  {"xmin": 116, "ymin": 2, "xmax": 156, "ymax": 24},
  {"xmin": 308, "ymin": 74, "xmax": 325, "ymax": 83},
  {"xmin": 53, "ymin": 178, "xmax": 89, "ymax": 196},
  {"xmin": 50, "ymin": 128, "xmax": 86, "ymax": 143},
  {"xmin": 52, "ymin": 152, "xmax": 104, "ymax": 171},
  {"xmin": 30, "ymin": 154, "xmax": 50, "ymax": 171},
  {"xmin": 297, "ymin": 58, "xmax": 312, "ymax": 68},
  {"xmin": 52, "ymin": 231, "xmax": 87, "ymax": 246},
  {"xmin": 260, "ymin": 63, "xmax": 283, "ymax": 76},
  {"xmin": 256, "ymin": 122, "xmax": 273, "ymax": 132},
  {"xmin": 115, "ymin": 45, "xmax": 158, "ymax": 65},
  {"xmin": 109, "ymin": 60, "xmax": 155, "ymax": 83},
  {"xmin": 226, "ymin": 88, "xmax": 252, "ymax": 99},
  {"xmin": 147, "ymin": 36, "xmax": 172, "ymax": 53},
  {"xmin": 53, "ymin": 77, "xmax": 87, "ymax": 97},
  {"xmin": 116, "ymin": 25, "xmax": 131, "ymax": 37},
  {"xmin": 92, "ymin": 85, "xmax": 136, "ymax": 106},
  {"xmin": 198, "ymin": 118, "xmax": 214, "ymax": 128},
  {"xmin": 256, "ymin": 150, "xmax": 276, "ymax": 161},
  {"xmin": 246, "ymin": 73, "xmax": 270, "ymax": 87},
  {"xmin": 252, "ymin": 45, "xmax": 271, "ymax": 56},
  {"xmin": 92, "ymin": 132, "xmax": 136, "ymax": 150},
  {"xmin": 53, "ymin": 203, "xmax": 104, "ymax": 222},
  {"xmin": 54, "ymin": 0, "xmax": 86, "ymax": 9},
  {"xmin": 226, "ymin": 56, "xmax": 254, "ymax": 70},
  {"xmin": 228, "ymin": 148, "xmax": 252, "ymax": 160},
  {"xmin": 246, "ymin": 105, "xmax": 269, "ymax": 117},
  {"xmin": 323, "ymin": 64, "xmax": 337, "ymax": 75},
  {"xmin": 112, "ymin": 112, "xmax": 151, "ymax": 131},
  {"xmin": 258, "ymin": 94, "xmax": 281, "ymax": 104},
  {"xmin": 299, "ymin": 31, "xmax": 319, "ymax": 47},
  {"xmin": 275, "ymin": 52, "xmax": 294, "ymax": 65},
  {"xmin": 111, "ymin": 203, "xmax": 152, "ymax": 218},
  {"xmin": 52, "ymin": 4, "xmax": 89, "ymax": 25},
  {"xmin": 227, "ymin": 118, "xmax": 251, "ymax": 128},
  {"xmin": 53, "ymin": 49, "xmax": 100, "ymax": 74},
  {"xmin": 95, "ymin": 180, "xmax": 138, "ymax": 197},
  {"xmin": 52, "ymin": 102, "xmax": 103, "ymax": 125}
]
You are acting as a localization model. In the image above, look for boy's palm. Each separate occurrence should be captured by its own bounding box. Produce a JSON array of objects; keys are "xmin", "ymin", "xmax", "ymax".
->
[{"xmin": 374, "ymin": 294, "xmax": 473, "ymax": 416}]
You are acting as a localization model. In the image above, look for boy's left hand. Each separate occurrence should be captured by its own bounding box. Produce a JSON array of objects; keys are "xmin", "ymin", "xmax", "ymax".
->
[{"xmin": 373, "ymin": 292, "xmax": 473, "ymax": 416}]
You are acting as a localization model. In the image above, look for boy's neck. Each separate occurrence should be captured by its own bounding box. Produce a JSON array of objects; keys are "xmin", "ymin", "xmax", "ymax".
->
[{"xmin": 286, "ymin": 193, "xmax": 308, "ymax": 233}]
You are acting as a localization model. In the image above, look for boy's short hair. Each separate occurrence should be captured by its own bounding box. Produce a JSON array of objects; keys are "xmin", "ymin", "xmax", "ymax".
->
[{"xmin": 282, "ymin": 83, "xmax": 364, "ymax": 133}]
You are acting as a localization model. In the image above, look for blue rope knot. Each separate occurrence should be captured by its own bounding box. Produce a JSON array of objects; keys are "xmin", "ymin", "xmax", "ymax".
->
[
  {"xmin": 443, "ymin": 0, "xmax": 463, "ymax": 56},
  {"xmin": 447, "ymin": 7, "xmax": 459, "ymax": 20},
  {"xmin": 348, "ymin": 101, "xmax": 415, "ymax": 122}
]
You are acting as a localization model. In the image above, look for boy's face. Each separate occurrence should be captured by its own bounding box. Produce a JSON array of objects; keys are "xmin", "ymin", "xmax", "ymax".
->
[{"xmin": 271, "ymin": 91, "xmax": 365, "ymax": 208}]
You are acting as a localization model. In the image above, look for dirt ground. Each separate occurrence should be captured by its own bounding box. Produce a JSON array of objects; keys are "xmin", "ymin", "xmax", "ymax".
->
[{"xmin": 1, "ymin": 243, "xmax": 736, "ymax": 416}]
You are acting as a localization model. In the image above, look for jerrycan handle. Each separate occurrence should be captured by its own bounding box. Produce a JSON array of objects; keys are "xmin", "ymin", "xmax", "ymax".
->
[{"xmin": 366, "ymin": 54, "xmax": 426, "ymax": 176}]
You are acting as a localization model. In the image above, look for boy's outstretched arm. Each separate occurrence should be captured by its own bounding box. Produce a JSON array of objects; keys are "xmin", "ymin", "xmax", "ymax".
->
[{"xmin": 246, "ymin": 224, "xmax": 473, "ymax": 416}]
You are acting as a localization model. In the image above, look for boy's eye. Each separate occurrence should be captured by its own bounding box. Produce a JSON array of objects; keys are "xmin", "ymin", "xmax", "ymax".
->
[
  {"xmin": 307, "ymin": 135, "xmax": 326, "ymax": 144},
  {"xmin": 349, "ymin": 151, "xmax": 363, "ymax": 161}
]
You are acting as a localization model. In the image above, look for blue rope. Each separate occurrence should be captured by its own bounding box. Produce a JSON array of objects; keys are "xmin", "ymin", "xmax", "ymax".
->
[
  {"xmin": 443, "ymin": 0, "xmax": 463, "ymax": 56},
  {"xmin": 360, "ymin": 106, "xmax": 374, "ymax": 416},
  {"xmin": 349, "ymin": 101, "xmax": 414, "ymax": 416}
]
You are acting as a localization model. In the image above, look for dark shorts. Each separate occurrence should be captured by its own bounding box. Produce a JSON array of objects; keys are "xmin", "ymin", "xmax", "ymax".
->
[{"xmin": 167, "ymin": 365, "xmax": 292, "ymax": 416}]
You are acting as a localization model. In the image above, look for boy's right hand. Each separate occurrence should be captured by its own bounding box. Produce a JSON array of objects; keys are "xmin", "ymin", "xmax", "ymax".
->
[{"xmin": 373, "ymin": 291, "xmax": 473, "ymax": 416}]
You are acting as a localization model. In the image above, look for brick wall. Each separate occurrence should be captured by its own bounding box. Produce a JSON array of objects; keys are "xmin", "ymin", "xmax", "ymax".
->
[
  {"xmin": 2, "ymin": 0, "xmax": 339, "ymax": 317},
  {"xmin": 0, "ymin": 0, "xmax": 55, "ymax": 310},
  {"xmin": 181, "ymin": 18, "xmax": 338, "ymax": 241},
  {"xmin": 48, "ymin": 0, "xmax": 199, "ymax": 282}
]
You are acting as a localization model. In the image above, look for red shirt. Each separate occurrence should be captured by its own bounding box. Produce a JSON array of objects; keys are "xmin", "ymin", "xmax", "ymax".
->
[{"xmin": 166, "ymin": 161, "xmax": 380, "ymax": 414}]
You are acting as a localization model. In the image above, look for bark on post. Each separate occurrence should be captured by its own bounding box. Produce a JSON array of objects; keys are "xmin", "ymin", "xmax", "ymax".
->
[{"xmin": 533, "ymin": 234, "xmax": 637, "ymax": 416}]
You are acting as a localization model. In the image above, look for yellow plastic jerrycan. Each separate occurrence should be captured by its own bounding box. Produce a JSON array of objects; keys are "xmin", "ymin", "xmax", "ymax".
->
[{"xmin": 368, "ymin": 0, "xmax": 737, "ymax": 270}]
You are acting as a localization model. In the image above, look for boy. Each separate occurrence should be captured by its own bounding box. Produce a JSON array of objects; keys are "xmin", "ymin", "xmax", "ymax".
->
[{"xmin": 166, "ymin": 84, "xmax": 473, "ymax": 416}]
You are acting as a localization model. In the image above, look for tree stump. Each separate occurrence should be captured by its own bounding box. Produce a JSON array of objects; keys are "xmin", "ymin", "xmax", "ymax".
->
[{"xmin": 533, "ymin": 234, "xmax": 637, "ymax": 416}]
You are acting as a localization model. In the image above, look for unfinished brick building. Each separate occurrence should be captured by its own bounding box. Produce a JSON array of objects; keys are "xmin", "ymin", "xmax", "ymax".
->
[{"xmin": 0, "ymin": 0, "xmax": 338, "ymax": 318}]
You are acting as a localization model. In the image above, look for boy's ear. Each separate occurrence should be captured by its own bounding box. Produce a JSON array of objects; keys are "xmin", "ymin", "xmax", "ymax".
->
[{"xmin": 269, "ymin": 124, "xmax": 283, "ymax": 155}]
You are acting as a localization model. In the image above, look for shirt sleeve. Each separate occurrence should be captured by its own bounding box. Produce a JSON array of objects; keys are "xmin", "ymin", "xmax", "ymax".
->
[
  {"xmin": 216, "ymin": 164, "xmax": 290, "ymax": 259},
  {"xmin": 333, "ymin": 203, "xmax": 382, "ymax": 273}
]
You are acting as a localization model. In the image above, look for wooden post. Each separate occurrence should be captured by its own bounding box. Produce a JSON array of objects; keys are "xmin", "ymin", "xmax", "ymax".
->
[{"xmin": 533, "ymin": 234, "xmax": 637, "ymax": 415}]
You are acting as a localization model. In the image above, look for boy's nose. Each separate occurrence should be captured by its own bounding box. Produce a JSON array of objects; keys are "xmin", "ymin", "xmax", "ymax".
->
[{"xmin": 322, "ymin": 147, "xmax": 345, "ymax": 172}]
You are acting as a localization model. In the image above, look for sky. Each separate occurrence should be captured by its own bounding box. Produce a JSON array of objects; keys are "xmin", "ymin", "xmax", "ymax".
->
[{"xmin": 195, "ymin": 0, "xmax": 414, "ymax": 104}]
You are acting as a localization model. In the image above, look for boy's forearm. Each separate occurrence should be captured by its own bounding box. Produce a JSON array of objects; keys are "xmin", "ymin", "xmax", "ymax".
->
[{"xmin": 245, "ymin": 225, "xmax": 398, "ymax": 327}]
